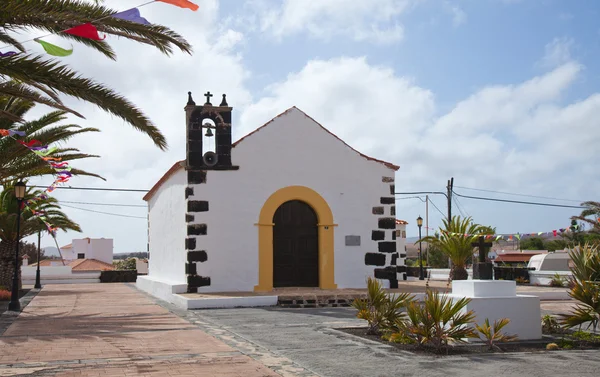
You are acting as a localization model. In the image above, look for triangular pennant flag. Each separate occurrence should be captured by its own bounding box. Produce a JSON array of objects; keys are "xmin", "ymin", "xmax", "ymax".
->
[
  {"xmin": 0, "ymin": 51, "xmax": 17, "ymax": 57},
  {"xmin": 515, "ymin": 234, "xmax": 521, "ymax": 241},
  {"xmin": 552, "ymin": 230, "xmax": 557, "ymax": 237},
  {"xmin": 538, "ymin": 232, "xmax": 543, "ymax": 236},
  {"xmin": 64, "ymin": 23, "xmax": 106, "ymax": 40},
  {"xmin": 112, "ymin": 8, "xmax": 151, "ymax": 25},
  {"xmin": 35, "ymin": 39, "xmax": 73, "ymax": 57},
  {"xmin": 495, "ymin": 235, "xmax": 502, "ymax": 241},
  {"xmin": 157, "ymin": 0, "xmax": 199, "ymax": 11}
]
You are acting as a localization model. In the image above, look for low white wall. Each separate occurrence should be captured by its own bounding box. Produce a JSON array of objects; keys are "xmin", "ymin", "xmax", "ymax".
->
[
  {"xmin": 427, "ymin": 268, "xmax": 473, "ymax": 280},
  {"xmin": 136, "ymin": 260, "xmax": 149, "ymax": 274},
  {"xmin": 22, "ymin": 265, "xmax": 72, "ymax": 277},
  {"xmin": 529, "ymin": 270, "xmax": 572, "ymax": 286},
  {"xmin": 21, "ymin": 266, "xmax": 101, "ymax": 284},
  {"xmin": 136, "ymin": 275, "xmax": 187, "ymax": 304}
]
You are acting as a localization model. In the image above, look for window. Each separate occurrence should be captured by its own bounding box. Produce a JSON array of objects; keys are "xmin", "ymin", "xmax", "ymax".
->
[
  {"xmin": 402, "ymin": 231, "xmax": 406, "ymax": 239},
  {"xmin": 77, "ymin": 253, "xmax": 85, "ymax": 259}
]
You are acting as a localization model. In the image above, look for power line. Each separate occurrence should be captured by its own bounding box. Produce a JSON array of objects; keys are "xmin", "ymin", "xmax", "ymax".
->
[
  {"xmin": 427, "ymin": 197, "xmax": 446, "ymax": 218},
  {"xmin": 32, "ymin": 185, "xmax": 148, "ymax": 193},
  {"xmin": 452, "ymin": 190, "xmax": 585, "ymax": 209},
  {"xmin": 61, "ymin": 204, "xmax": 147, "ymax": 219},
  {"xmin": 454, "ymin": 185, "xmax": 584, "ymax": 203},
  {"xmin": 61, "ymin": 200, "xmax": 146, "ymax": 208},
  {"xmin": 453, "ymin": 195, "xmax": 470, "ymax": 217}
]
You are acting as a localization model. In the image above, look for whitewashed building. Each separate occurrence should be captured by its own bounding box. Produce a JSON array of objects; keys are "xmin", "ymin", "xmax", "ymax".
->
[
  {"xmin": 137, "ymin": 92, "xmax": 404, "ymax": 299},
  {"xmin": 59, "ymin": 237, "xmax": 114, "ymax": 264}
]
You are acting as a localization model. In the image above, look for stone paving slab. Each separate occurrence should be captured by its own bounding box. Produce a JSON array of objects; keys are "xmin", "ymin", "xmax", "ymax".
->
[{"xmin": 0, "ymin": 284, "xmax": 280, "ymax": 377}]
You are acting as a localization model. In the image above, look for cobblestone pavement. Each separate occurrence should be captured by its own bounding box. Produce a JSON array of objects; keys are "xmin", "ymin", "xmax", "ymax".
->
[
  {"xmin": 177, "ymin": 300, "xmax": 600, "ymax": 377},
  {"xmin": 0, "ymin": 284, "xmax": 280, "ymax": 377}
]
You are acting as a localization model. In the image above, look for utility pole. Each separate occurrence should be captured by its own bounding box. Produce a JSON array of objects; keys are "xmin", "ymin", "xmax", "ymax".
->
[
  {"xmin": 447, "ymin": 177, "xmax": 454, "ymax": 269},
  {"xmin": 425, "ymin": 195, "xmax": 429, "ymax": 266}
]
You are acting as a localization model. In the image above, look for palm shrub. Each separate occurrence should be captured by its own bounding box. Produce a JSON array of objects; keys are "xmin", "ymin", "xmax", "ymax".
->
[
  {"xmin": 419, "ymin": 216, "xmax": 487, "ymax": 280},
  {"xmin": 474, "ymin": 318, "xmax": 518, "ymax": 351},
  {"xmin": 560, "ymin": 243, "xmax": 600, "ymax": 331},
  {"xmin": 351, "ymin": 277, "xmax": 414, "ymax": 335},
  {"xmin": 1, "ymin": 0, "xmax": 193, "ymax": 149},
  {"xmin": 402, "ymin": 290, "xmax": 477, "ymax": 352}
]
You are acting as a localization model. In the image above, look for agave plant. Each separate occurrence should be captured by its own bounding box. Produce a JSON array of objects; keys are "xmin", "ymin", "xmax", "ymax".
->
[
  {"xmin": 474, "ymin": 318, "xmax": 518, "ymax": 351},
  {"xmin": 0, "ymin": 182, "xmax": 81, "ymax": 290},
  {"xmin": 351, "ymin": 277, "xmax": 414, "ymax": 335},
  {"xmin": 1, "ymin": 0, "xmax": 194, "ymax": 149},
  {"xmin": 560, "ymin": 243, "xmax": 600, "ymax": 331},
  {"xmin": 404, "ymin": 290, "xmax": 477, "ymax": 352}
]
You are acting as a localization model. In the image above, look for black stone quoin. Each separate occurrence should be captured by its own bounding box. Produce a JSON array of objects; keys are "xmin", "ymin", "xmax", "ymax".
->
[
  {"xmin": 185, "ymin": 262, "xmax": 197, "ymax": 275},
  {"xmin": 185, "ymin": 237, "xmax": 196, "ymax": 250},
  {"xmin": 186, "ymin": 214, "xmax": 194, "ymax": 223},
  {"xmin": 372, "ymin": 206, "xmax": 384, "ymax": 215},
  {"xmin": 371, "ymin": 230, "xmax": 385, "ymax": 241},
  {"xmin": 378, "ymin": 217, "xmax": 396, "ymax": 229},
  {"xmin": 188, "ymin": 250, "xmax": 208, "ymax": 263},
  {"xmin": 380, "ymin": 197, "xmax": 395, "ymax": 205},
  {"xmin": 188, "ymin": 200, "xmax": 209, "ymax": 212},
  {"xmin": 378, "ymin": 241, "xmax": 397, "ymax": 253},
  {"xmin": 185, "ymin": 187, "xmax": 194, "ymax": 199},
  {"xmin": 188, "ymin": 170, "xmax": 206, "ymax": 184},
  {"xmin": 364, "ymin": 253, "xmax": 386, "ymax": 266},
  {"xmin": 187, "ymin": 275, "xmax": 210, "ymax": 287},
  {"xmin": 187, "ymin": 224, "xmax": 207, "ymax": 236}
]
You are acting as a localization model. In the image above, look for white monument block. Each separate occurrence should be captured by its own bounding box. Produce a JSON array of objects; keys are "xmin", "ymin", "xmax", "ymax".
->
[{"xmin": 448, "ymin": 280, "xmax": 542, "ymax": 340}]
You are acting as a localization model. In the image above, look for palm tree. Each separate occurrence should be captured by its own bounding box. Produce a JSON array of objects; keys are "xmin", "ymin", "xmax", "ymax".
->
[
  {"xmin": 1, "ymin": 0, "xmax": 194, "ymax": 150},
  {"xmin": 0, "ymin": 95, "xmax": 103, "ymax": 183},
  {"xmin": 572, "ymin": 201, "xmax": 600, "ymax": 235},
  {"xmin": 419, "ymin": 216, "xmax": 486, "ymax": 280},
  {"xmin": 0, "ymin": 182, "xmax": 81, "ymax": 291}
]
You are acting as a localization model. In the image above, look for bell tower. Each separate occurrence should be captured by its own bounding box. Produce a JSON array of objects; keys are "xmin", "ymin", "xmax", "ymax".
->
[{"xmin": 184, "ymin": 91, "xmax": 239, "ymax": 171}]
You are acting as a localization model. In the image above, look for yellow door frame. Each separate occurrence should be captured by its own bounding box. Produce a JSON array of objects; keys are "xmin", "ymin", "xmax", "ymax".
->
[{"xmin": 254, "ymin": 185, "xmax": 337, "ymax": 292}]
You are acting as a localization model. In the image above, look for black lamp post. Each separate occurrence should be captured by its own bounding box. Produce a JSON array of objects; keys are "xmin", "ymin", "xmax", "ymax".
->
[
  {"xmin": 8, "ymin": 181, "xmax": 26, "ymax": 311},
  {"xmin": 34, "ymin": 231, "xmax": 42, "ymax": 289},
  {"xmin": 417, "ymin": 215, "xmax": 424, "ymax": 280}
]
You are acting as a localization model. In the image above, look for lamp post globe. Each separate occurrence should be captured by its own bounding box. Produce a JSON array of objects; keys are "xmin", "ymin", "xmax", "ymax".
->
[
  {"xmin": 417, "ymin": 216, "xmax": 424, "ymax": 281},
  {"xmin": 8, "ymin": 181, "xmax": 26, "ymax": 311}
]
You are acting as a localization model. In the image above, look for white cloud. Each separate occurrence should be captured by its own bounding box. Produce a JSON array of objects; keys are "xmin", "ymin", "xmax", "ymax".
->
[
  {"xmin": 252, "ymin": 0, "xmax": 420, "ymax": 44},
  {"xmin": 445, "ymin": 2, "xmax": 467, "ymax": 28},
  {"xmin": 238, "ymin": 54, "xmax": 599, "ymax": 232},
  {"xmin": 539, "ymin": 37, "xmax": 575, "ymax": 69}
]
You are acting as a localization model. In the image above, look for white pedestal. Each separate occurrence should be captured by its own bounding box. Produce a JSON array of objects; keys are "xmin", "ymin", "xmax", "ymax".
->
[{"xmin": 448, "ymin": 280, "xmax": 542, "ymax": 340}]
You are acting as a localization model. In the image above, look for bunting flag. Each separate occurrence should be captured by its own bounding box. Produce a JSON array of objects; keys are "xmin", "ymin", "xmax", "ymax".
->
[
  {"xmin": 435, "ymin": 224, "xmax": 580, "ymax": 242},
  {"xmin": 3, "ymin": 130, "xmax": 76, "ymax": 235},
  {"xmin": 35, "ymin": 39, "xmax": 73, "ymax": 57},
  {"xmin": 0, "ymin": 51, "xmax": 17, "ymax": 57},
  {"xmin": 64, "ymin": 23, "xmax": 106, "ymax": 40},
  {"xmin": 157, "ymin": 0, "xmax": 200, "ymax": 11},
  {"xmin": 112, "ymin": 8, "xmax": 151, "ymax": 25}
]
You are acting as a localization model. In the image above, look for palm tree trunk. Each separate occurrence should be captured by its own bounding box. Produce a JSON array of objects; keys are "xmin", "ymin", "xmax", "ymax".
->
[
  {"xmin": 451, "ymin": 265, "xmax": 469, "ymax": 280},
  {"xmin": 0, "ymin": 241, "xmax": 21, "ymax": 291}
]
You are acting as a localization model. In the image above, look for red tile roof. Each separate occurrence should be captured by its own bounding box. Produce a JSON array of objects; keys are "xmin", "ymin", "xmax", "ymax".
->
[
  {"xmin": 396, "ymin": 219, "xmax": 409, "ymax": 225},
  {"xmin": 143, "ymin": 107, "xmax": 399, "ymax": 201},
  {"xmin": 31, "ymin": 259, "xmax": 114, "ymax": 271},
  {"xmin": 494, "ymin": 253, "xmax": 541, "ymax": 263}
]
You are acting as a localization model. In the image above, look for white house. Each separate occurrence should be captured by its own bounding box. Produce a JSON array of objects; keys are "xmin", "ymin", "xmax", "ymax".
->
[
  {"xmin": 137, "ymin": 92, "xmax": 404, "ymax": 299},
  {"xmin": 59, "ymin": 237, "xmax": 114, "ymax": 265}
]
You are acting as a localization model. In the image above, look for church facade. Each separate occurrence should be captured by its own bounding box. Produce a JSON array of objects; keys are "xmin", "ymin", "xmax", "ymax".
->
[{"xmin": 137, "ymin": 92, "xmax": 406, "ymax": 300}]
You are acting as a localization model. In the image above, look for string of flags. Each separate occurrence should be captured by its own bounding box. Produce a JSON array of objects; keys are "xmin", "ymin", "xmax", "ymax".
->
[
  {"xmin": 0, "ymin": 0, "xmax": 199, "ymax": 58},
  {"xmin": 1, "ymin": 128, "xmax": 76, "ymax": 236},
  {"xmin": 429, "ymin": 226, "xmax": 581, "ymax": 242}
]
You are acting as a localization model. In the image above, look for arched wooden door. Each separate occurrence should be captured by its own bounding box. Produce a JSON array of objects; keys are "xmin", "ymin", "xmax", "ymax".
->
[{"xmin": 273, "ymin": 200, "xmax": 319, "ymax": 287}]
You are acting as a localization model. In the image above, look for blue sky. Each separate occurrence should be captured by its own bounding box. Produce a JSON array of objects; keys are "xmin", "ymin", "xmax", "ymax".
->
[{"xmin": 17, "ymin": 0, "xmax": 600, "ymax": 252}]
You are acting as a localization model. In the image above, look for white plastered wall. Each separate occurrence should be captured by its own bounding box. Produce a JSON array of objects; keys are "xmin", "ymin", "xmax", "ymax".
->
[
  {"xmin": 188, "ymin": 108, "xmax": 397, "ymax": 292},
  {"xmin": 146, "ymin": 168, "xmax": 187, "ymax": 284}
]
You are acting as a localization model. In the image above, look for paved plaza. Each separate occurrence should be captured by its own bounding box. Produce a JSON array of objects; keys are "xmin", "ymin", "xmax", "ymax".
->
[{"xmin": 0, "ymin": 283, "xmax": 598, "ymax": 377}]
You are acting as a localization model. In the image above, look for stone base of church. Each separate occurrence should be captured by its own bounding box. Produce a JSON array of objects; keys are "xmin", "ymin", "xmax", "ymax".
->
[
  {"xmin": 136, "ymin": 275, "xmax": 188, "ymax": 305},
  {"xmin": 447, "ymin": 280, "xmax": 542, "ymax": 340}
]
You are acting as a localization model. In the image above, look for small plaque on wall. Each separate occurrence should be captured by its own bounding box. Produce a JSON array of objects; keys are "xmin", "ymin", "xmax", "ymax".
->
[{"xmin": 345, "ymin": 235, "xmax": 361, "ymax": 246}]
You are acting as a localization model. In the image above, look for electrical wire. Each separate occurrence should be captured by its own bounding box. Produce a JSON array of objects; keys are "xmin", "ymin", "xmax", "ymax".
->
[
  {"xmin": 60, "ymin": 204, "xmax": 147, "ymax": 219},
  {"xmin": 61, "ymin": 200, "xmax": 146, "ymax": 208},
  {"xmin": 454, "ymin": 185, "xmax": 584, "ymax": 203},
  {"xmin": 427, "ymin": 197, "xmax": 446, "ymax": 218},
  {"xmin": 452, "ymin": 190, "xmax": 585, "ymax": 209},
  {"xmin": 31, "ymin": 185, "xmax": 148, "ymax": 192}
]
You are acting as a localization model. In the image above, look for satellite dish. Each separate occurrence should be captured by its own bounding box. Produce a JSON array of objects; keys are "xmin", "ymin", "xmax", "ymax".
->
[{"xmin": 203, "ymin": 151, "xmax": 218, "ymax": 167}]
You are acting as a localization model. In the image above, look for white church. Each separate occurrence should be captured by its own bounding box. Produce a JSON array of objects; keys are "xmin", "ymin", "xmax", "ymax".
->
[{"xmin": 137, "ymin": 91, "xmax": 406, "ymax": 301}]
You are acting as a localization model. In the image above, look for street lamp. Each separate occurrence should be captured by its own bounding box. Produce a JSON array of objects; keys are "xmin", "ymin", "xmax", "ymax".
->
[
  {"xmin": 34, "ymin": 231, "xmax": 42, "ymax": 289},
  {"xmin": 8, "ymin": 181, "xmax": 26, "ymax": 311},
  {"xmin": 417, "ymin": 215, "xmax": 424, "ymax": 281}
]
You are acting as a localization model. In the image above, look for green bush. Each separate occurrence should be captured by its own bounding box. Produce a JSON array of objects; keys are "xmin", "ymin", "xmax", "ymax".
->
[{"xmin": 474, "ymin": 318, "xmax": 518, "ymax": 351}]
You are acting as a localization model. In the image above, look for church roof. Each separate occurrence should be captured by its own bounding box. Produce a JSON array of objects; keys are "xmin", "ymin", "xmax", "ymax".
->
[{"xmin": 143, "ymin": 107, "xmax": 399, "ymax": 201}]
